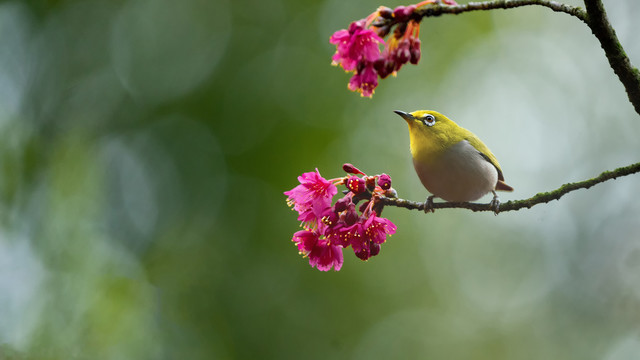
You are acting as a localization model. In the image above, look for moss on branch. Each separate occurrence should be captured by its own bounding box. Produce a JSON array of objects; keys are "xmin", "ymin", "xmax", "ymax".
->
[
  {"xmin": 379, "ymin": 162, "xmax": 640, "ymax": 213},
  {"xmin": 400, "ymin": 0, "xmax": 640, "ymax": 116},
  {"xmin": 583, "ymin": 0, "xmax": 640, "ymax": 116},
  {"xmin": 411, "ymin": 0, "xmax": 587, "ymax": 22}
]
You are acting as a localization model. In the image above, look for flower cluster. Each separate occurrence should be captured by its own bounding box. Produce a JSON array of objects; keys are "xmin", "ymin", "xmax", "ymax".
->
[
  {"xmin": 284, "ymin": 164, "xmax": 398, "ymax": 271},
  {"xmin": 330, "ymin": 0, "xmax": 457, "ymax": 97}
]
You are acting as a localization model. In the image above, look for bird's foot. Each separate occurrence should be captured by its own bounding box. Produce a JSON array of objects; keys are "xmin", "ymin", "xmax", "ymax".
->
[
  {"xmin": 423, "ymin": 195, "xmax": 435, "ymax": 213},
  {"xmin": 489, "ymin": 192, "xmax": 500, "ymax": 215}
]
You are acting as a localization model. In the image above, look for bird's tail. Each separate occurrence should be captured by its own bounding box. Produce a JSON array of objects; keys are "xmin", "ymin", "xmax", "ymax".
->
[{"xmin": 496, "ymin": 180, "xmax": 514, "ymax": 192}]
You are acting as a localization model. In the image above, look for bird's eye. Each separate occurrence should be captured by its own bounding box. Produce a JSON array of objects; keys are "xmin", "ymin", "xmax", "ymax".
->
[{"xmin": 422, "ymin": 114, "xmax": 436, "ymax": 127}]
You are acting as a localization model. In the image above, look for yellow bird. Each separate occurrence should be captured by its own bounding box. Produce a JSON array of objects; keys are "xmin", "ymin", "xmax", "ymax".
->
[{"xmin": 394, "ymin": 110, "xmax": 513, "ymax": 213}]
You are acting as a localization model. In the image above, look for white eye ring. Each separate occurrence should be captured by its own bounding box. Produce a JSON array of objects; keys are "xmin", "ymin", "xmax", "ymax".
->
[{"xmin": 422, "ymin": 114, "xmax": 436, "ymax": 127}]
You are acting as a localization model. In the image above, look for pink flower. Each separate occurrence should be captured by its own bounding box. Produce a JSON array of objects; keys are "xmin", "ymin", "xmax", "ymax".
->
[
  {"xmin": 330, "ymin": 29, "xmax": 356, "ymax": 71},
  {"xmin": 292, "ymin": 230, "xmax": 318, "ymax": 255},
  {"xmin": 292, "ymin": 230, "xmax": 344, "ymax": 271},
  {"xmin": 286, "ymin": 165, "xmax": 398, "ymax": 271},
  {"xmin": 330, "ymin": 6, "xmax": 429, "ymax": 97},
  {"xmin": 326, "ymin": 221, "xmax": 363, "ymax": 248},
  {"xmin": 349, "ymin": 212, "xmax": 397, "ymax": 261},
  {"xmin": 364, "ymin": 211, "xmax": 397, "ymax": 245},
  {"xmin": 348, "ymin": 63, "xmax": 378, "ymax": 97},
  {"xmin": 284, "ymin": 169, "xmax": 338, "ymax": 223},
  {"xmin": 330, "ymin": 21, "xmax": 384, "ymax": 72},
  {"xmin": 348, "ymin": 223, "xmax": 369, "ymax": 255},
  {"xmin": 309, "ymin": 238, "xmax": 344, "ymax": 271},
  {"xmin": 293, "ymin": 230, "xmax": 343, "ymax": 271}
]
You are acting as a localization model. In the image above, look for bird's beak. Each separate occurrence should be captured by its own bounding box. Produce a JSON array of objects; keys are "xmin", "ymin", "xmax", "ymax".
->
[{"xmin": 393, "ymin": 110, "xmax": 414, "ymax": 123}]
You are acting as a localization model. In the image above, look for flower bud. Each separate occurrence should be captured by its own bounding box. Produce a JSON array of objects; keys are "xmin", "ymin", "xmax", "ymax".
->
[
  {"xmin": 381, "ymin": 59, "xmax": 396, "ymax": 79},
  {"xmin": 409, "ymin": 38, "xmax": 421, "ymax": 64},
  {"xmin": 334, "ymin": 196, "xmax": 351, "ymax": 212},
  {"xmin": 377, "ymin": 174, "xmax": 392, "ymax": 190},
  {"xmin": 375, "ymin": 24, "xmax": 391, "ymax": 38},
  {"xmin": 373, "ymin": 58, "xmax": 391, "ymax": 79},
  {"xmin": 373, "ymin": 58, "xmax": 385, "ymax": 73},
  {"xmin": 392, "ymin": 6, "xmax": 407, "ymax": 20},
  {"xmin": 355, "ymin": 249, "xmax": 370, "ymax": 261},
  {"xmin": 395, "ymin": 39, "xmax": 411, "ymax": 64},
  {"xmin": 343, "ymin": 163, "xmax": 365, "ymax": 175},
  {"xmin": 348, "ymin": 19, "xmax": 365, "ymax": 34},
  {"xmin": 344, "ymin": 203, "xmax": 359, "ymax": 226},
  {"xmin": 370, "ymin": 243, "xmax": 381, "ymax": 257},
  {"xmin": 378, "ymin": 6, "xmax": 393, "ymax": 19},
  {"xmin": 394, "ymin": 59, "xmax": 404, "ymax": 72},
  {"xmin": 346, "ymin": 176, "xmax": 366, "ymax": 194},
  {"xmin": 393, "ymin": 5, "xmax": 416, "ymax": 22}
]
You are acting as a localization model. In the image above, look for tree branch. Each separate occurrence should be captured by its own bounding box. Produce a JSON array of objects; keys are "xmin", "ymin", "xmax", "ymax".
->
[
  {"xmin": 583, "ymin": 0, "xmax": 640, "ymax": 116},
  {"xmin": 379, "ymin": 162, "xmax": 640, "ymax": 213},
  {"xmin": 402, "ymin": 0, "xmax": 640, "ymax": 116},
  {"xmin": 409, "ymin": 0, "xmax": 587, "ymax": 23},
  {"xmin": 371, "ymin": 1, "xmax": 640, "ymax": 213}
]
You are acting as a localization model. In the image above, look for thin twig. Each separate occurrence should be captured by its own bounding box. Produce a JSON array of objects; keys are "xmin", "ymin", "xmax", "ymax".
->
[{"xmin": 379, "ymin": 162, "xmax": 640, "ymax": 213}]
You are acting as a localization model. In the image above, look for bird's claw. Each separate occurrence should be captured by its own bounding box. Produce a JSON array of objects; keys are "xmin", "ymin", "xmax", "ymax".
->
[
  {"xmin": 423, "ymin": 195, "xmax": 435, "ymax": 213},
  {"xmin": 489, "ymin": 192, "xmax": 500, "ymax": 215}
]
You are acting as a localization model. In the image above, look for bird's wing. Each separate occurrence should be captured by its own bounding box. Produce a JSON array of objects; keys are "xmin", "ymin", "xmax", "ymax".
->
[
  {"xmin": 477, "ymin": 151, "xmax": 504, "ymax": 181},
  {"xmin": 463, "ymin": 133, "xmax": 505, "ymax": 182}
]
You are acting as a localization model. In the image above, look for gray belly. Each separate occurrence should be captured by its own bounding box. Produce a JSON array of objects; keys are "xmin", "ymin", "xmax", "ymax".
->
[{"xmin": 413, "ymin": 140, "xmax": 498, "ymax": 202}]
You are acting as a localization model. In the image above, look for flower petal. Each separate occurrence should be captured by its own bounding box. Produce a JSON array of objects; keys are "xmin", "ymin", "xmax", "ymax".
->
[
  {"xmin": 309, "ymin": 239, "xmax": 344, "ymax": 271},
  {"xmin": 292, "ymin": 230, "xmax": 318, "ymax": 255}
]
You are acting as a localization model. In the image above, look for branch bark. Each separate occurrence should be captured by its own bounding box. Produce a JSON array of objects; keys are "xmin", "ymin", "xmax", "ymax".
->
[
  {"xmin": 412, "ymin": 0, "xmax": 587, "ymax": 22},
  {"xmin": 379, "ymin": 162, "xmax": 640, "ymax": 213},
  {"xmin": 583, "ymin": 0, "xmax": 640, "ymax": 115},
  {"xmin": 370, "ymin": 1, "xmax": 640, "ymax": 213},
  {"xmin": 403, "ymin": 0, "xmax": 640, "ymax": 116}
]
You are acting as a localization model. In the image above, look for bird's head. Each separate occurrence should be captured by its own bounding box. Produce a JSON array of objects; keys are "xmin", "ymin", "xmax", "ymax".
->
[{"xmin": 393, "ymin": 109, "xmax": 461, "ymax": 144}]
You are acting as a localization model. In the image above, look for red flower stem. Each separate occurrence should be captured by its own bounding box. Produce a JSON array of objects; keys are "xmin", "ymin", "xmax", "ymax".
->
[
  {"xmin": 403, "ymin": 20, "xmax": 420, "ymax": 40},
  {"xmin": 361, "ymin": 195, "xmax": 376, "ymax": 217},
  {"xmin": 364, "ymin": 11, "xmax": 379, "ymax": 28},
  {"xmin": 330, "ymin": 177, "xmax": 348, "ymax": 185},
  {"xmin": 403, "ymin": 22, "xmax": 413, "ymax": 40}
]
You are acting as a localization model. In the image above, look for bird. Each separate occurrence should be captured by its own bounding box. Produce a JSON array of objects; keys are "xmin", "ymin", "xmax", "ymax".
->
[{"xmin": 394, "ymin": 110, "xmax": 513, "ymax": 213}]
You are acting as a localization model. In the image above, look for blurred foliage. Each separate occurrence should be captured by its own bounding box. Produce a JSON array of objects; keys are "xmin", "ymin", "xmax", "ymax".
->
[{"xmin": 0, "ymin": 0, "xmax": 639, "ymax": 359}]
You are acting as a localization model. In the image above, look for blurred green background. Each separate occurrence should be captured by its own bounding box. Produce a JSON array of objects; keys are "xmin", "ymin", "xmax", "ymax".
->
[{"xmin": 0, "ymin": 0, "xmax": 639, "ymax": 359}]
